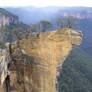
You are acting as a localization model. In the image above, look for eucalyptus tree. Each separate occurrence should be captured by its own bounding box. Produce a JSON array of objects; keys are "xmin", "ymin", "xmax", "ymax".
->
[{"xmin": 56, "ymin": 16, "xmax": 79, "ymax": 29}]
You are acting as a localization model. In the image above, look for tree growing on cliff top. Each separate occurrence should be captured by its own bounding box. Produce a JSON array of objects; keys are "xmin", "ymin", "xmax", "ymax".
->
[
  {"xmin": 56, "ymin": 16, "xmax": 80, "ymax": 29},
  {"xmin": 32, "ymin": 20, "xmax": 52, "ymax": 33},
  {"xmin": 64, "ymin": 16, "xmax": 79, "ymax": 29},
  {"xmin": 56, "ymin": 18, "xmax": 65, "ymax": 29},
  {"xmin": 39, "ymin": 20, "xmax": 53, "ymax": 32}
]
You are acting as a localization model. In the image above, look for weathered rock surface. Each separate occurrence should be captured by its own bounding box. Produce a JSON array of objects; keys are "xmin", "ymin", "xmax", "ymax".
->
[{"xmin": 0, "ymin": 28, "xmax": 82, "ymax": 92}]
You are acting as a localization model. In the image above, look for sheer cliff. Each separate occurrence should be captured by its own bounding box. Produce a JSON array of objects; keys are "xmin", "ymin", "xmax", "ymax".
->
[
  {"xmin": 0, "ymin": 8, "xmax": 19, "ymax": 27},
  {"xmin": 0, "ymin": 28, "xmax": 82, "ymax": 92}
]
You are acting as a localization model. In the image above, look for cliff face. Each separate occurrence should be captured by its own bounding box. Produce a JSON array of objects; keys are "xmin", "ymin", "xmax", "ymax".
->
[
  {"xmin": 0, "ymin": 8, "xmax": 19, "ymax": 27},
  {"xmin": 0, "ymin": 28, "xmax": 82, "ymax": 92}
]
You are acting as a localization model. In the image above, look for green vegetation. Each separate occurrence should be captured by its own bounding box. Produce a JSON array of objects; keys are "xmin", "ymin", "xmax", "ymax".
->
[
  {"xmin": 0, "ymin": 27, "xmax": 8, "ymax": 35},
  {"xmin": 11, "ymin": 28, "xmax": 25, "ymax": 40},
  {"xmin": 6, "ymin": 22, "xmax": 29, "ymax": 30},
  {"xmin": 0, "ymin": 8, "xmax": 18, "ymax": 19},
  {"xmin": 0, "ymin": 22, "xmax": 30, "ymax": 43},
  {"xmin": 0, "ymin": 27, "xmax": 9, "ymax": 43},
  {"xmin": 58, "ymin": 47, "xmax": 92, "ymax": 92},
  {"xmin": 56, "ymin": 18, "xmax": 65, "ymax": 29},
  {"xmin": 38, "ymin": 20, "xmax": 52, "ymax": 32},
  {"xmin": 78, "ymin": 19, "xmax": 92, "ymax": 56},
  {"xmin": 31, "ymin": 20, "xmax": 52, "ymax": 33},
  {"xmin": 56, "ymin": 16, "xmax": 79, "ymax": 29},
  {"xmin": 0, "ymin": 41, "xmax": 5, "ymax": 49}
]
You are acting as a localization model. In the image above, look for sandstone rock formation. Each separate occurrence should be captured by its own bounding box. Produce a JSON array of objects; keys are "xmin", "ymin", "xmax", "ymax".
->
[{"xmin": 0, "ymin": 28, "xmax": 82, "ymax": 92}]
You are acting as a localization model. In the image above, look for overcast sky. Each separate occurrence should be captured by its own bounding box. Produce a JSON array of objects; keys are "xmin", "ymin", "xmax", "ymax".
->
[{"xmin": 0, "ymin": 0, "xmax": 92, "ymax": 7}]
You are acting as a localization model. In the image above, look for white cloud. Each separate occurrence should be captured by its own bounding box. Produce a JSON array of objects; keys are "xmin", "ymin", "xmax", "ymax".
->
[{"xmin": 0, "ymin": 0, "xmax": 92, "ymax": 7}]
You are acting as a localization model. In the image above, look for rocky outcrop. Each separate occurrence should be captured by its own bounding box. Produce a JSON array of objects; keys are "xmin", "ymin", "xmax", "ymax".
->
[{"xmin": 0, "ymin": 28, "xmax": 82, "ymax": 92}]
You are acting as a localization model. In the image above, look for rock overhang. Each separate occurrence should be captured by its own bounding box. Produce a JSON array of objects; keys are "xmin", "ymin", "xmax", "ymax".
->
[{"xmin": 0, "ymin": 28, "xmax": 82, "ymax": 92}]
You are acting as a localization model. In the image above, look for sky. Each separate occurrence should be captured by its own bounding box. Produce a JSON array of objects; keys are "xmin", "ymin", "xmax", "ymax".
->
[{"xmin": 0, "ymin": 0, "xmax": 92, "ymax": 7}]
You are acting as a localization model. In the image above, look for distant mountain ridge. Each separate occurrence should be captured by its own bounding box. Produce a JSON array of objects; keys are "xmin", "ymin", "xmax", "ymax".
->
[
  {"xmin": 5, "ymin": 7, "xmax": 92, "ymax": 24},
  {"xmin": 56, "ymin": 7, "xmax": 92, "ymax": 20}
]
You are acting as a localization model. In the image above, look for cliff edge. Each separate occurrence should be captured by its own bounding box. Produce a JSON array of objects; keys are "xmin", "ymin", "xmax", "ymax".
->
[{"xmin": 0, "ymin": 28, "xmax": 82, "ymax": 92}]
